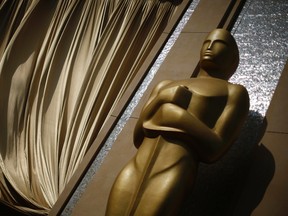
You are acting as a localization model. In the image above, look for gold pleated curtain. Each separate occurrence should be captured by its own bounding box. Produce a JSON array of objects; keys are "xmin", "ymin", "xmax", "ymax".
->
[{"xmin": 0, "ymin": 0, "xmax": 179, "ymax": 214}]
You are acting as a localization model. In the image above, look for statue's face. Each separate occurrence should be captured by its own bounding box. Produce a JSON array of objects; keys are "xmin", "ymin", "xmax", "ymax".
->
[
  {"xmin": 200, "ymin": 29, "xmax": 238, "ymax": 79},
  {"xmin": 201, "ymin": 39, "xmax": 229, "ymax": 63}
]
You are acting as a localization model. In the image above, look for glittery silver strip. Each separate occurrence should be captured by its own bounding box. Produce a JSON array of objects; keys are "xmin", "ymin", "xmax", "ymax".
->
[
  {"xmin": 61, "ymin": 1, "xmax": 200, "ymax": 215},
  {"xmin": 231, "ymin": 0, "xmax": 288, "ymax": 116}
]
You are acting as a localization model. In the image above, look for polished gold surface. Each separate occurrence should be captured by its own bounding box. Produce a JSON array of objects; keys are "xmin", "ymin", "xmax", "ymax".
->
[{"xmin": 106, "ymin": 29, "xmax": 250, "ymax": 216}]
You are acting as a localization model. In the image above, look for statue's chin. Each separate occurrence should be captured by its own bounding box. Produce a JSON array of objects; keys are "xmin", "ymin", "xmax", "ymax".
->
[{"xmin": 200, "ymin": 59, "xmax": 219, "ymax": 72}]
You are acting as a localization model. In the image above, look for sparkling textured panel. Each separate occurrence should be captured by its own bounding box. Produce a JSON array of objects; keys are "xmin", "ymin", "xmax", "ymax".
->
[
  {"xmin": 61, "ymin": 1, "xmax": 200, "ymax": 215},
  {"xmin": 231, "ymin": 0, "xmax": 288, "ymax": 116}
]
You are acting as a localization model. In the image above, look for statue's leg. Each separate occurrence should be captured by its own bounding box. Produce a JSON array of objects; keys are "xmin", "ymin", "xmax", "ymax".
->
[
  {"xmin": 132, "ymin": 136, "xmax": 198, "ymax": 215},
  {"xmin": 106, "ymin": 136, "xmax": 198, "ymax": 216},
  {"xmin": 106, "ymin": 161, "xmax": 141, "ymax": 216}
]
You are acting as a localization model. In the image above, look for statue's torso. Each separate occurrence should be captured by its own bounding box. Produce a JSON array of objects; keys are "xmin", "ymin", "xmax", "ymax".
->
[
  {"xmin": 136, "ymin": 77, "xmax": 233, "ymax": 170},
  {"xmin": 146, "ymin": 77, "xmax": 231, "ymax": 130}
]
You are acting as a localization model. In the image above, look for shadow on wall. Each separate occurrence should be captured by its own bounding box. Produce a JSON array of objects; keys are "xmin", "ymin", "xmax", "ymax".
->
[
  {"xmin": 181, "ymin": 111, "xmax": 275, "ymax": 216},
  {"xmin": 233, "ymin": 143, "xmax": 275, "ymax": 216}
]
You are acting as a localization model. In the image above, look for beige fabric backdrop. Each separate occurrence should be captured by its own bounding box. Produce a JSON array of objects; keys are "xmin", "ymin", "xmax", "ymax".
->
[{"xmin": 0, "ymin": 0, "xmax": 179, "ymax": 214}]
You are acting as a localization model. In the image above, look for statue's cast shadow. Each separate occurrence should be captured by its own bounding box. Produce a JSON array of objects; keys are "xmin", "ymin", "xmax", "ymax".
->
[{"xmin": 182, "ymin": 111, "xmax": 275, "ymax": 216}]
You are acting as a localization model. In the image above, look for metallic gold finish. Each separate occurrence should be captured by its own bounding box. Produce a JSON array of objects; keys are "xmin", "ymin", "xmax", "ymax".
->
[{"xmin": 106, "ymin": 29, "xmax": 250, "ymax": 216}]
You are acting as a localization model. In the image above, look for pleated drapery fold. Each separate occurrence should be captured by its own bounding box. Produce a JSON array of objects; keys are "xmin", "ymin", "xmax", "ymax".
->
[{"xmin": 0, "ymin": 0, "xmax": 179, "ymax": 214}]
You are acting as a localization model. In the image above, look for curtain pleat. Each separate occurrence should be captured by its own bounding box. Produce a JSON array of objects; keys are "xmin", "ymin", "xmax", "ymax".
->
[
  {"xmin": 0, "ymin": 0, "xmax": 34, "ymax": 58},
  {"xmin": 0, "ymin": 0, "xmax": 178, "ymax": 214}
]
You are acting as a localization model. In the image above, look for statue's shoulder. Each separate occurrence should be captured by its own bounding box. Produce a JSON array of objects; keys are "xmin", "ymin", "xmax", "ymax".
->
[
  {"xmin": 154, "ymin": 80, "xmax": 173, "ymax": 89},
  {"xmin": 227, "ymin": 83, "xmax": 249, "ymax": 105},
  {"xmin": 228, "ymin": 83, "xmax": 248, "ymax": 95}
]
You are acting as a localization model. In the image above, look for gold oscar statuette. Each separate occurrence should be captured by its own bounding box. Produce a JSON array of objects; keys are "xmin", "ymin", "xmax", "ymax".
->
[{"xmin": 106, "ymin": 29, "xmax": 250, "ymax": 216}]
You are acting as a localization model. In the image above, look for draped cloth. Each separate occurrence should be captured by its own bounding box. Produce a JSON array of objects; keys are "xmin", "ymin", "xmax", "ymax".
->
[{"xmin": 0, "ymin": 0, "xmax": 179, "ymax": 214}]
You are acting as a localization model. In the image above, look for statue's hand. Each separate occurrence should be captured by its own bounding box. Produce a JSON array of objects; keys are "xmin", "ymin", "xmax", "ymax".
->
[
  {"xmin": 157, "ymin": 85, "xmax": 192, "ymax": 109},
  {"xmin": 173, "ymin": 85, "xmax": 192, "ymax": 109}
]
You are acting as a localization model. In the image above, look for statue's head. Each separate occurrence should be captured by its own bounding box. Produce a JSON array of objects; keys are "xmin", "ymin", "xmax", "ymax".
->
[{"xmin": 199, "ymin": 29, "xmax": 239, "ymax": 80}]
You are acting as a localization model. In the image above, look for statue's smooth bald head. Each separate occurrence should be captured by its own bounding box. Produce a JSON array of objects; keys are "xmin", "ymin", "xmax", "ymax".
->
[{"xmin": 199, "ymin": 29, "xmax": 239, "ymax": 80}]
